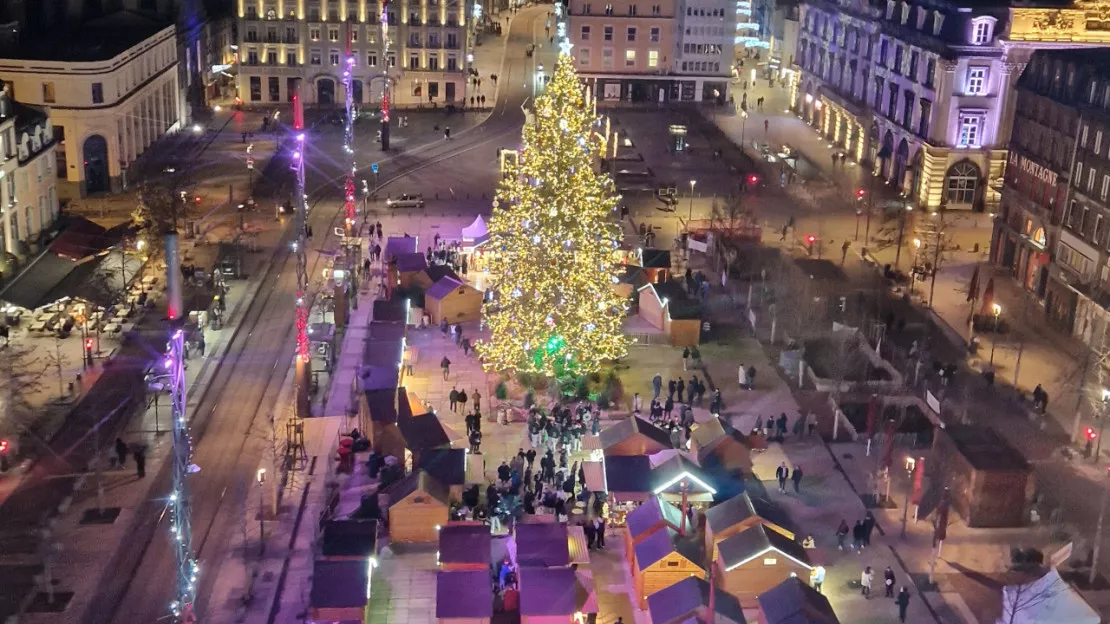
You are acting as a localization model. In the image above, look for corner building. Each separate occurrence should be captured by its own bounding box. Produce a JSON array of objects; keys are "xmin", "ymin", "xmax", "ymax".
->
[{"xmin": 236, "ymin": 0, "xmax": 470, "ymax": 107}]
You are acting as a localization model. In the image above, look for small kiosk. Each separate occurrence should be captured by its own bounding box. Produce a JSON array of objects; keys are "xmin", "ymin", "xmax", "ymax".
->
[
  {"xmin": 383, "ymin": 471, "xmax": 451, "ymax": 543},
  {"xmin": 715, "ymin": 525, "xmax": 812, "ymax": 607}
]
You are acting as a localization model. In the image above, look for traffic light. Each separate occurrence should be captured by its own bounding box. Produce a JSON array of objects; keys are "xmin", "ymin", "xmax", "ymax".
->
[
  {"xmin": 856, "ymin": 188, "xmax": 866, "ymax": 200},
  {"xmin": 1087, "ymin": 427, "xmax": 1098, "ymax": 441},
  {"xmin": 805, "ymin": 235, "xmax": 817, "ymax": 246},
  {"xmin": 0, "ymin": 439, "xmax": 9, "ymax": 472},
  {"xmin": 748, "ymin": 174, "xmax": 760, "ymax": 185},
  {"xmin": 84, "ymin": 338, "xmax": 94, "ymax": 367}
]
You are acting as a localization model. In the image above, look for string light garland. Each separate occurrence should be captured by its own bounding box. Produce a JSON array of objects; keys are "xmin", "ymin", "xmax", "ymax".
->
[
  {"xmin": 167, "ymin": 329, "xmax": 199, "ymax": 622},
  {"xmin": 477, "ymin": 53, "xmax": 629, "ymax": 377},
  {"xmin": 342, "ymin": 25, "xmax": 357, "ymax": 229}
]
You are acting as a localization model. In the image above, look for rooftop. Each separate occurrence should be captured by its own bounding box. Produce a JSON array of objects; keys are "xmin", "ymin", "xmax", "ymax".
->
[
  {"xmin": 382, "ymin": 471, "xmax": 450, "ymax": 507},
  {"xmin": 519, "ymin": 567, "xmax": 589, "ymax": 616},
  {"xmin": 648, "ymin": 576, "xmax": 747, "ymax": 624},
  {"xmin": 634, "ymin": 527, "xmax": 705, "ymax": 570},
  {"xmin": 0, "ymin": 11, "xmax": 170, "ymax": 62},
  {"xmin": 717, "ymin": 525, "xmax": 811, "ymax": 571},
  {"xmin": 437, "ymin": 524, "xmax": 491, "ymax": 566},
  {"xmin": 320, "ymin": 519, "xmax": 379, "ymax": 559},
  {"xmin": 943, "ymin": 425, "xmax": 1030, "ymax": 472},
  {"xmin": 758, "ymin": 577, "xmax": 841, "ymax": 624},
  {"xmin": 625, "ymin": 496, "xmax": 683, "ymax": 539},
  {"xmin": 513, "ymin": 522, "xmax": 571, "ymax": 567},
  {"xmin": 600, "ymin": 415, "xmax": 673, "ymax": 453},
  {"xmin": 436, "ymin": 570, "xmax": 493, "ymax": 619}
]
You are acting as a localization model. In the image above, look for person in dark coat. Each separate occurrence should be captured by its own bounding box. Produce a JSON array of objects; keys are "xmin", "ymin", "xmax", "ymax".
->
[
  {"xmin": 134, "ymin": 448, "xmax": 146, "ymax": 478},
  {"xmin": 791, "ymin": 465, "xmax": 803, "ymax": 493},
  {"xmin": 667, "ymin": 379, "xmax": 676, "ymax": 401},
  {"xmin": 852, "ymin": 520, "xmax": 865, "ymax": 552},
  {"xmin": 896, "ymin": 587, "xmax": 911, "ymax": 622},
  {"xmin": 114, "ymin": 438, "xmax": 128, "ymax": 468},
  {"xmin": 450, "ymin": 387, "xmax": 460, "ymax": 412},
  {"xmin": 525, "ymin": 448, "xmax": 537, "ymax": 468},
  {"xmin": 676, "ymin": 378, "xmax": 686, "ymax": 404},
  {"xmin": 884, "ymin": 566, "xmax": 896, "ymax": 597},
  {"xmin": 863, "ymin": 510, "xmax": 876, "ymax": 546},
  {"xmin": 775, "ymin": 462, "xmax": 789, "ymax": 493}
]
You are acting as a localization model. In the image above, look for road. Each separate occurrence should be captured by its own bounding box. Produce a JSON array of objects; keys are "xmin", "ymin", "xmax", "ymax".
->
[{"xmin": 100, "ymin": 6, "xmax": 552, "ymax": 622}]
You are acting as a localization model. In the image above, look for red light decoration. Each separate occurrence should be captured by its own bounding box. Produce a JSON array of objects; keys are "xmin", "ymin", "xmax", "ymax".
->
[{"xmin": 296, "ymin": 293, "xmax": 311, "ymax": 362}]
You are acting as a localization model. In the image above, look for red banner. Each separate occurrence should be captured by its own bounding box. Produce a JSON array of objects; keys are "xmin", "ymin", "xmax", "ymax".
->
[{"xmin": 911, "ymin": 457, "xmax": 925, "ymax": 505}]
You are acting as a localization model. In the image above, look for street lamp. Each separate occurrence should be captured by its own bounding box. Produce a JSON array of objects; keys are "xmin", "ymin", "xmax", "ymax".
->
[
  {"xmin": 901, "ymin": 456, "xmax": 916, "ymax": 537},
  {"xmin": 909, "ymin": 238, "xmax": 922, "ymax": 294},
  {"xmin": 256, "ymin": 468, "xmax": 267, "ymax": 554},
  {"xmin": 739, "ymin": 110, "xmax": 749, "ymax": 153},
  {"xmin": 687, "ymin": 180, "xmax": 697, "ymax": 229},
  {"xmin": 894, "ymin": 205, "xmax": 913, "ymax": 269},
  {"xmin": 989, "ymin": 303, "xmax": 1002, "ymax": 366}
]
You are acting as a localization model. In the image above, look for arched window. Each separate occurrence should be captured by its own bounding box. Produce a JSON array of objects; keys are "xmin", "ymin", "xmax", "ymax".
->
[
  {"xmin": 1032, "ymin": 227, "xmax": 1046, "ymax": 247},
  {"xmin": 946, "ymin": 161, "xmax": 979, "ymax": 205}
]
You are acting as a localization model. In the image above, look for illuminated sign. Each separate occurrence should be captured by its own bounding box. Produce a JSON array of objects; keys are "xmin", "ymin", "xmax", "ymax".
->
[
  {"xmin": 1015, "ymin": 154, "xmax": 1058, "ymax": 187},
  {"xmin": 736, "ymin": 22, "xmax": 760, "ymax": 30}
]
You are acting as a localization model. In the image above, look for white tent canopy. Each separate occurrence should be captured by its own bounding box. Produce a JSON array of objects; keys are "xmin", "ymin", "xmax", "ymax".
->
[
  {"xmin": 997, "ymin": 568, "xmax": 1099, "ymax": 624},
  {"xmin": 462, "ymin": 215, "xmax": 488, "ymax": 241}
]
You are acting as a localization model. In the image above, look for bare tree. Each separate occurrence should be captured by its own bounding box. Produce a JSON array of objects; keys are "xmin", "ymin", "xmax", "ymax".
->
[
  {"xmin": 770, "ymin": 255, "xmax": 827, "ymax": 343},
  {"xmin": 0, "ymin": 336, "xmax": 48, "ymax": 453},
  {"xmin": 131, "ymin": 183, "xmax": 177, "ymax": 263},
  {"xmin": 915, "ymin": 206, "xmax": 958, "ymax": 308},
  {"xmin": 999, "ymin": 569, "xmax": 1067, "ymax": 624},
  {"xmin": 43, "ymin": 336, "xmax": 68, "ymax": 399}
]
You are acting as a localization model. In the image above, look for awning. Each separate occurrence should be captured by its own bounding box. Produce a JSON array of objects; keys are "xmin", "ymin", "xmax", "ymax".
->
[
  {"xmin": 0, "ymin": 253, "xmax": 82, "ymax": 310},
  {"xmin": 462, "ymin": 215, "xmax": 488, "ymax": 240}
]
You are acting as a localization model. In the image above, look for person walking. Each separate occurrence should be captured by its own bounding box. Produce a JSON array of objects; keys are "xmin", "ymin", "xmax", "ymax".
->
[
  {"xmin": 747, "ymin": 365, "xmax": 757, "ymax": 389},
  {"xmin": 884, "ymin": 566, "xmax": 897, "ymax": 598},
  {"xmin": 738, "ymin": 364, "xmax": 748, "ymax": 390},
  {"xmin": 632, "ymin": 392, "xmax": 642, "ymax": 413},
  {"xmin": 860, "ymin": 566, "xmax": 873, "ymax": 598},
  {"xmin": 134, "ymin": 448, "xmax": 147, "ymax": 478},
  {"xmin": 676, "ymin": 378, "xmax": 686, "ymax": 404},
  {"xmin": 852, "ymin": 520, "xmax": 865, "ymax": 552},
  {"xmin": 667, "ymin": 379, "xmax": 676, "ymax": 401},
  {"xmin": 682, "ymin": 346, "xmax": 690, "ymax": 371},
  {"xmin": 652, "ymin": 373, "xmax": 663, "ymax": 400},
  {"xmin": 841, "ymin": 239, "xmax": 851, "ymax": 265},
  {"xmin": 810, "ymin": 565, "xmax": 826, "ymax": 593},
  {"xmin": 896, "ymin": 587, "xmax": 911, "ymax": 622},
  {"xmin": 473, "ymin": 389, "xmax": 482, "ymax": 413},
  {"xmin": 450, "ymin": 387, "xmax": 460, "ymax": 412},
  {"xmin": 775, "ymin": 462, "xmax": 789, "ymax": 493},
  {"xmin": 791, "ymin": 465, "xmax": 803, "ymax": 493},
  {"xmin": 441, "ymin": 356, "xmax": 451, "ymax": 380},
  {"xmin": 115, "ymin": 438, "xmax": 128, "ymax": 468},
  {"xmin": 806, "ymin": 411, "xmax": 818, "ymax": 436},
  {"xmin": 458, "ymin": 389, "xmax": 469, "ymax": 414},
  {"xmin": 836, "ymin": 519, "xmax": 849, "ymax": 550}
]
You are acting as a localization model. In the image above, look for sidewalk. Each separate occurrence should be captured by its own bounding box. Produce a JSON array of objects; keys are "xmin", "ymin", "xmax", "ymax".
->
[{"xmin": 14, "ymin": 107, "xmax": 291, "ymax": 623}]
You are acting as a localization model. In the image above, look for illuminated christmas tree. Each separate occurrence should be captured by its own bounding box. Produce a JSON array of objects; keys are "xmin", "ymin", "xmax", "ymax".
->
[{"xmin": 478, "ymin": 52, "xmax": 629, "ymax": 377}]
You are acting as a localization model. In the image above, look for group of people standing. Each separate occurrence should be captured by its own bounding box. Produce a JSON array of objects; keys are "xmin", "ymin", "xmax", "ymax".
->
[{"xmin": 527, "ymin": 402, "xmax": 600, "ymax": 455}]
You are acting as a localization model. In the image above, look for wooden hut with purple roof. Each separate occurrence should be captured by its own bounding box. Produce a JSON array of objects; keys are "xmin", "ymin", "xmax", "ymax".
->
[
  {"xmin": 518, "ymin": 566, "xmax": 598, "ymax": 624},
  {"xmin": 436, "ymin": 569, "xmax": 493, "ymax": 624}
]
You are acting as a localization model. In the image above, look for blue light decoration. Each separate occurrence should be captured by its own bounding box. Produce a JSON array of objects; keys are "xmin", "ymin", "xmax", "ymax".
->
[{"xmin": 167, "ymin": 328, "xmax": 199, "ymax": 623}]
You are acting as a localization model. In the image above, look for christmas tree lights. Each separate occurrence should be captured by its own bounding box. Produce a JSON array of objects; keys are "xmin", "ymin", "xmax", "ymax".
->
[
  {"xmin": 478, "ymin": 53, "xmax": 629, "ymax": 377},
  {"xmin": 167, "ymin": 328, "xmax": 199, "ymax": 623},
  {"xmin": 342, "ymin": 26, "xmax": 357, "ymax": 230}
]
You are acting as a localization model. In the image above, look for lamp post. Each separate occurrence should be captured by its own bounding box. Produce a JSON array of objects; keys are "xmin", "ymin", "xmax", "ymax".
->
[
  {"xmin": 256, "ymin": 468, "xmax": 267, "ymax": 555},
  {"xmin": 687, "ymin": 179, "xmax": 697, "ymax": 230},
  {"xmin": 901, "ymin": 456, "xmax": 916, "ymax": 538},
  {"xmin": 909, "ymin": 238, "xmax": 922, "ymax": 295},
  {"xmin": 739, "ymin": 110, "xmax": 748, "ymax": 153},
  {"xmin": 989, "ymin": 303, "xmax": 1002, "ymax": 366}
]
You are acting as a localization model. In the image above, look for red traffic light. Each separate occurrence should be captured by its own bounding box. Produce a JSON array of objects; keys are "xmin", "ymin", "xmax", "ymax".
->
[
  {"xmin": 0, "ymin": 440, "xmax": 9, "ymax": 453},
  {"xmin": 1087, "ymin": 427, "xmax": 1098, "ymax": 440},
  {"xmin": 748, "ymin": 175, "xmax": 759, "ymax": 184},
  {"xmin": 856, "ymin": 188, "xmax": 866, "ymax": 198},
  {"xmin": 194, "ymin": 196, "xmax": 202, "ymax": 204},
  {"xmin": 805, "ymin": 235, "xmax": 817, "ymax": 245},
  {"xmin": 85, "ymin": 339, "xmax": 93, "ymax": 350}
]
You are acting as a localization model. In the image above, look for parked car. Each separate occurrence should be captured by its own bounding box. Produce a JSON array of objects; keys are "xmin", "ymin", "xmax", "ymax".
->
[{"xmin": 386, "ymin": 194, "xmax": 425, "ymax": 208}]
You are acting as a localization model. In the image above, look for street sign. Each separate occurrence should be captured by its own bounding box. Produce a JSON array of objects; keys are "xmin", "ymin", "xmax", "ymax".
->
[{"xmin": 371, "ymin": 163, "xmax": 379, "ymax": 173}]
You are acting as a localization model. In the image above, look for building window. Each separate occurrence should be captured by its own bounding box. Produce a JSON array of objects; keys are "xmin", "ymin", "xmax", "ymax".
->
[
  {"xmin": 447, "ymin": 55, "xmax": 458, "ymax": 71},
  {"xmin": 972, "ymin": 20, "xmax": 992, "ymax": 45},
  {"xmin": 91, "ymin": 83, "xmax": 103, "ymax": 104},
  {"xmin": 310, "ymin": 27, "xmax": 321, "ymax": 41},
  {"xmin": 1097, "ymin": 130, "xmax": 1104, "ymax": 155},
  {"xmin": 602, "ymin": 47, "xmax": 614, "ymax": 69},
  {"xmin": 957, "ymin": 114, "xmax": 981, "ymax": 148},
  {"xmin": 368, "ymin": 52, "xmax": 378, "ymax": 66},
  {"xmin": 267, "ymin": 49, "xmax": 278, "ymax": 64},
  {"xmin": 287, "ymin": 51, "xmax": 297, "ymax": 66},
  {"xmin": 247, "ymin": 49, "xmax": 259, "ymax": 64},
  {"xmin": 627, "ymin": 27, "xmax": 637, "ymax": 42},
  {"xmin": 581, "ymin": 25, "xmax": 590, "ymax": 40},
  {"xmin": 946, "ymin": 162, "xmax": 979, "ymax": 204},
  {"xmin": 428, "ymin": 55, "xmax": 439, "ymax": 71},
  {"xmin": 330, "ymin": 50, "xmax": 340, "ymax": 65},
  {"xmin": 1102, "ymin": 175, "xmax": 1109, "ymax": 201},
  {"xmin": 1089, "ymin": 167, "xmax": 1097, "ymax": 192},
  {"xmin": 1082, "ymin": 124, "xmax": 1089, "ymax": 148},
  {"xmin": 625, "ymin": 49, "xmax": 636, "ymax": 67},
  {"xmin": 410, "ymin": 53, "xmax": 419, "ymax": 69},
  {"xmin": 650, "ymin": 26, "xmax": 660, "ymax": 42},
  {"xmin": 579, "ymin": 48, "xmax": 590, "ymax": 65},
  {"xmin": 1078, "ymin": 160, "xmax": 1086, "ymax": 181},
  {"xmin": 604, "ymin": 26, "xmax": 613, "ymax": 41},
  {"xmin": 925, "ymin": 57, "xmax": 936, "ymax": 88},
  {"xmin": 249, "ymin": 76, "xmax": 262, "ymax": 101},
  {"xmin": 919, "ymin": 99, "xmax": 932, "ymax": 137},
  {"xmin": 966, "ymin": 67, "xmax": 986, "ymax": 95},
  {"xmin": 268, "ymin": 76, "xmax": 280, "ymax": 102},
  {"xmin": 648, "ymin": 50, "xmax": 659, "ymax": 68},
  {"xmin": 311, "ymin": 49, "xmax": 322, "ymax": 65},
  {"xmin": 40, "ymin": 81, "xmax": 55, "ymax": 104},
  {"xmin": 1096, "ymin": 214, "xmax": 1104, "ymax": 244}
]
